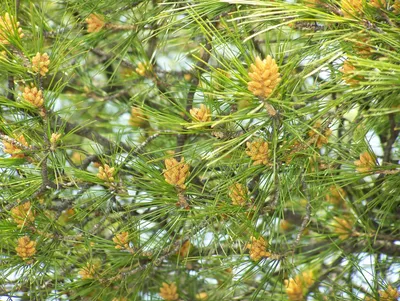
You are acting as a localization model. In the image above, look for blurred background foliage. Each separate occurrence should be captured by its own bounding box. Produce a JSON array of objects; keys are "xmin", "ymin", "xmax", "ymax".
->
[{"xmin": 0, "ymin": 0, "xmax": 399, "ymax": 300}]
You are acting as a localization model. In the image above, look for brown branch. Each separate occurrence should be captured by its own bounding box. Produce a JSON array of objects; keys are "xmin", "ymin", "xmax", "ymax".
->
[
  {"xmin": 7, "ymin": 76, "xmax": 15, "ymax": 102},
  {"xmin": 133, "ymin": 131, "xmax": 172, "ymax": 155},
  {"xmin": 320, "ymin": 3, "xmax": 343, "ymax": 16},
  {"xmin": 105, "ymin": 23, "xmax": 137, "ymax": 31},
  {"xmin": 380, "ymin": 10, "xmax": 395, "ymax": 27},
  {"xmin": 80, "ymin": 154, "xmax": 100, "ymax": 170},
  {"xmin": 85, "ymin": 89, "xmax": 131, "ymax": 102},
  {"xmin": 290, "ymin": 21, "xmax": 326, "ymax": 31},
  {"xmin": 4, "ymin": 185, "xmax": 46, "ymax": 211},
  {"xmin": 57, "ymin": 116, "xmax": 130, "ymax": 152},
  {"xmin": 16, "ymin": 0, "xmax": 21, "ymax": 12},
  {"xmin": 348, "ymin": 240, "xmax": 400, "ymax": 257},
  {"xmin": 362, "ymin": 19, "xmax": 384, "ymax": 33},
  {"xmin": 90, "ymin": 47, "xmax": 135, "ymax": 69},
  {"xmin": 42, "ymin": 29, "xmax": 68, "ymax": 38},
  {"xmin": 79, "ymin": 131, "xmax": 171, "ymax": 170},
  {"xmin": 40, "ymin": 152, "xmax": 57, "ymax": 189}
]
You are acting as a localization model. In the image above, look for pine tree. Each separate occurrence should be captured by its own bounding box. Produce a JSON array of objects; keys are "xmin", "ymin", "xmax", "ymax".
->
[{"xmin": 0, "ymin": 0, "xmax": 399, "ymax": 300}]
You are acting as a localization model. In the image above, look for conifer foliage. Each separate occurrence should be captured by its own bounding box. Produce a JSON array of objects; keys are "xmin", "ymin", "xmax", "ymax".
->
[{"xmin": 0, "ymin": 0, "xmax": 399, "ymax": 300}]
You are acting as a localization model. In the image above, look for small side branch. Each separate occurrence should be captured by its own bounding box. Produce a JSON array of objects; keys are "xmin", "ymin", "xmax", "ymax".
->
[
  {"xmin": 0, "ymin": 134, "xmax": 36, "ymax": 152},
  {"xmin": 7, "ymin": 76, "xmax": 15, "ymax": 102}
]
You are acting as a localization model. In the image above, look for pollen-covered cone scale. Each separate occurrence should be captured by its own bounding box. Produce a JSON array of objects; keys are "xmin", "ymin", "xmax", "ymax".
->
[
  {"xmin": 379, "ymin": 285, "xmax": 400, "ymax": 300},
  {"xmin": 86, "ymin": 14, "xmax": 105, "ymax": 33},
  {"xmin": 50, "ymin": 132, "xmax": 61, "ymax": 150},
  {"xmin": 32, "ymin": 52, "xmax": 50, "ymax": 76},
  {"xmin": 135, "ymin": 62, "xmax": 152, "ymax": 76},
  {"xmin": 159, "ymin": 282, "xmax": 179, "ymax": 301},
  {"xmin": 370, "ymin": 0, "xmax": 386, "ymax": 8},
  {"xmin": 326, "ymin": 185, "xmax": 346, "ymax": 207},
  {"xmin": 246, "ymin": 236, "xmax": 271, "ymax": 261},
  {"xmin": 332, "ymin": 216, "xmax": 354, "ymax": 240},
  {"xmin": 129, "ymin": 107, "xmax": 149, "ymax": 128},
  {"xmin": 341, "ymin": 0, "xmax": 363, "ymax": 17},
  {"xmin": 113, "ymin": 231, "xmax": 130, "ymax": 250},
  {"xmin": 353, "ymin": 36, "xmax": 372, "ymax": 58},
  {"xmin": 22, "ymin": 85, "xmax": 44, "ymax": 108},
  {"xmin": 3, "ymin": 135, "xmax": 29, "ymax": 159},
  {"xmin": 11, "ymin": 201, "xmax": 35, "ymax": 227},
  {"xmin": 245, "ymin": 139, "xmax": 269, "ymax": 165},
  {"xmin": 394, "ymin": 0, "xmax": 400, "ymax": 13},
  {"xmin": 78, "ymin": 263, "xmax": 97, "ymax": 279},
  {"xmin": 365, "ymin": 285, "xmax": 400, "ymax": 301},
  {"xmin": 354, "ymin": 151, "xmax": 375, "ymax": 173},
  {"xmin": 304, "ymin": 0, "xmax": 320, "ymax": 7},
  {"xmin": 308, "ymin": 121, "xmax": 332, "ymax": 148},
  {"xmin": 0, "ymin": 13, "xmax": 24, "ymax": 44},
  {"xmin": 177, "ymin": 240, "xmax": 191, "ymax": 257},
  {"xmin": 97, "ymin": 164, "xmax": 115, "ymax": 182},
  {"xmin": 196, "ymin": 292, "xmax": 208, "ymax": 300},
  {"xmin": 15, "ymin": 236, "xmax": 36, "ymax": 260},
  {"xmin": 190, "ymin": 104, "xmax": 211, "ymax": 122},
  {"xmin": 341, "ymin": 60, "xmax": 362, "ymax": 86},
  {"xmin": 163, "ymin": 157, "xmax": 190, "ymax": 189},
  {"xmin": 247, "ymin": 56, "xmax": 281, "ymax": 99},
  {"xmin": 228, "ymin": 183, "xmax": 248, "ymax": 206},
  {"xmin": 284, "ymin": 270, "xmax": 314, "ymax": 301}
]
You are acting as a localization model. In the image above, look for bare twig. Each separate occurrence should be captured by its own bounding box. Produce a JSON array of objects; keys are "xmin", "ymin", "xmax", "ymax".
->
[{"xmin": 289, "ymin": 174, "xmax": 312, "ymax": 257}]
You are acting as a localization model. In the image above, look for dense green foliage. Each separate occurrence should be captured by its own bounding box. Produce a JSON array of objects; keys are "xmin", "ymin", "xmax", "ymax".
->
[{"xmin": 0, "ymin": 0, "xmax": 399, "ymax": 300}]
